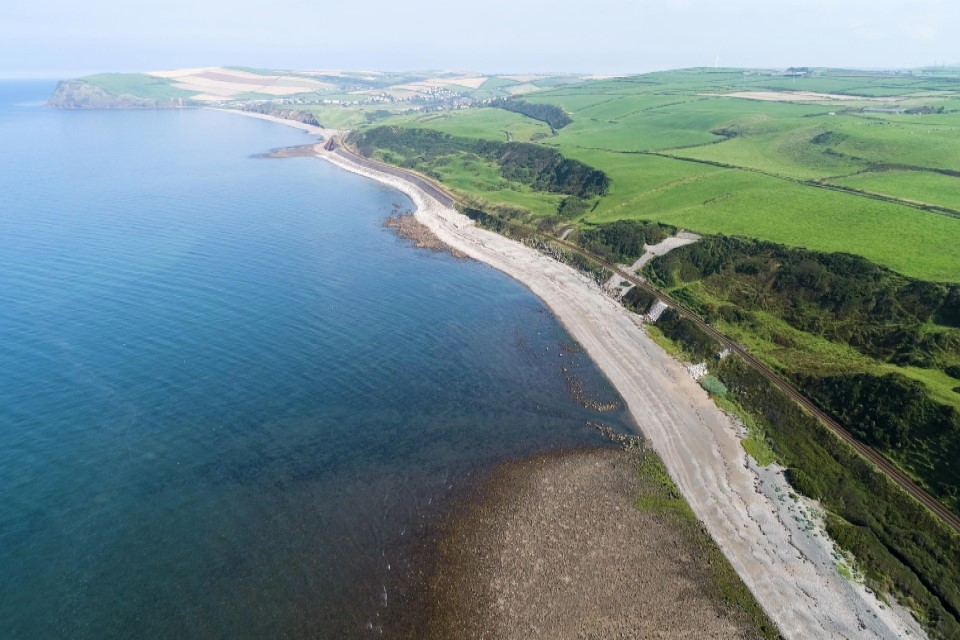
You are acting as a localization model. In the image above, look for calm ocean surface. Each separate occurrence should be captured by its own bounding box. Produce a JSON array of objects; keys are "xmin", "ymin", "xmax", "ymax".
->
[{"xmin": 0, "ymin": 81, "xmax": 633, "ymax": 638}]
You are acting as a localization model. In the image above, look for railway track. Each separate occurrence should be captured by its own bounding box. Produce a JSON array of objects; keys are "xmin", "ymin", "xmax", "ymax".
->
[
  {"xmin": 333, "ymin": 142, "xmax": 960, "ymax": 535},
  {"xmin": 548, "ymin": 235, "xmax": 960, "ymax": 535}
]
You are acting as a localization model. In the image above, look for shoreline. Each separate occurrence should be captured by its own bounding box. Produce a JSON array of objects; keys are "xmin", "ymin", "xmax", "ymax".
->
[
  {"xmin": 208, "ymin": 107, "xmax": 339, "ymax": 140},
  {"xmin": 236, "ymin": 110, "xmax": 925, "ymax": 639},
  {"xmin": 423, "ymin": 445, "xmax": 774, "ymax": 639},
  {"xmin": 317, "ymin": 147, "xmax": 925, "ymax": 640}
]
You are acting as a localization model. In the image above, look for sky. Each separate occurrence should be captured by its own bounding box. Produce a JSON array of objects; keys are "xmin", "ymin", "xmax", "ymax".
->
[{"xmin": 2, "ymin": 0, "xmax": 958, "ymax": 78}]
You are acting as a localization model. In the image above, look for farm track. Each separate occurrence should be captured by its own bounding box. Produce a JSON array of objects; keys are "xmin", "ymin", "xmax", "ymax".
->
[{"xmin": 334, "ymin": 143, "xmax": 960, "ymax": 536}]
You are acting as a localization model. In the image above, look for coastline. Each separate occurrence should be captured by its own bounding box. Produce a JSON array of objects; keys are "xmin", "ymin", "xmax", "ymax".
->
[
  {"xmin": 209, "ymin": 107, "xmax": 339, "ymax": 140},
  {"xmin": 231, "ymin": 108, "xmax": 926, "ymax": 639},
  {"xmin": 423, "ymin": 446, "xmax": 774, "ymax": 639},
  {"xmin": 317, "ymin": 147, "xmax": 926, "ymax": 640}
]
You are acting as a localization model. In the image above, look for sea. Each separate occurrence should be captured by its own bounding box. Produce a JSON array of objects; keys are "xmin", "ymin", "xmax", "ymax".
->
[{"xmin": 0, "ymin": 80, "xmax": 634, "ymax": 638}]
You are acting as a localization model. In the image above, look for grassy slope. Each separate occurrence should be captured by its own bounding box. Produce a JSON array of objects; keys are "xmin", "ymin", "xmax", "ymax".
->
[
  {"xmin": 373, "ymin": 68, "xmax": 960, "ymax": 282},
  {"xmin": 351, "ymin": 69, "xmax": 960, "ymax": 635},
  {"xmin": 82, "ymin": 73, "xmax": 197, "ymax": 100},
  {"xmin": 833, "ymin": 170, "xmax": 960, "ymax": 210},
  {"xmin": 385, "ymin": 109, "xmax": 552, "ymax": 142}
]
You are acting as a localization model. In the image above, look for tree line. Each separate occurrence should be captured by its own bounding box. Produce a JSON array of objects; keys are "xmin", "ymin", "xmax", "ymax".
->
[{"xmin": 490, "ymin": 98, "xmax": 573, "ymax": 130}]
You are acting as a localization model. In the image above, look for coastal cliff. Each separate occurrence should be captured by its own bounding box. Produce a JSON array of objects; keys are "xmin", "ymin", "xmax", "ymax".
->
[
  {"xmin": 47, "ymin": 80, "xmax": 322, "ymax": 129},
  {"xmin": 238, "ymin": 103, "xmax": 320, "ymax": 127},
  {"xmin": 47, "ymin": 79, "xmax": 192, "ymax": 109}
]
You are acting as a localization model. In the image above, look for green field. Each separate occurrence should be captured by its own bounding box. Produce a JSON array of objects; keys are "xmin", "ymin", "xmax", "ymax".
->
[
  {"xmin": 384, "ymin": 108, "xmax": 552, "ymax": 142},
  {"xmin": 832, "ymin": 170, "xmax": 960, "ymax": 210},
  {"xmin": 80, "ymin": 73, "xmax": 197, "ymax": 100},
  {"xmin": 340, "ymin": 67, "xmax": 960, "ymax": 636},
  {"xmin": 367, "ymin": 68, "xmax": 960, "ymax": 282}
]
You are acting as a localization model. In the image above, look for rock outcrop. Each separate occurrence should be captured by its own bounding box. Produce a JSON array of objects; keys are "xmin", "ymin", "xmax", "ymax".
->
[{"xmin": 47, "ymin": 80, "xmax": 190, "ymax": 109}]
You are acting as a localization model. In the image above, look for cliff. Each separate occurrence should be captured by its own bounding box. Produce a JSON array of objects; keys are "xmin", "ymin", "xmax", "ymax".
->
[{"xmin": 47, "ymin": 80, "xmax": 192, "ymax": 109}]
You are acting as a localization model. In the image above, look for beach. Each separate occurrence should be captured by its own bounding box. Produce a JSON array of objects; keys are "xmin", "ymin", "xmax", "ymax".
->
[
  {"xmin": 316, "ymin": 144, "xmax": 927, "ymax": 639},
  {"xmin": 422, "ymin": 446, "xmax": 773, "ymax": 639}
]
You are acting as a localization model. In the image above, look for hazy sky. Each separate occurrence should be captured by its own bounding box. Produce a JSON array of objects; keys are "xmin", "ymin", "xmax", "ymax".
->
[{"xmin": 2, "ymin": 0, "xmax": 958, "ymax": 77}]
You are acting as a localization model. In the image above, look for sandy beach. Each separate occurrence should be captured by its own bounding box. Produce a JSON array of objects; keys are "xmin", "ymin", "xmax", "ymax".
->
[{"xmin": 317, "ymin": 146, "xmax": 927, "ymax": 640}]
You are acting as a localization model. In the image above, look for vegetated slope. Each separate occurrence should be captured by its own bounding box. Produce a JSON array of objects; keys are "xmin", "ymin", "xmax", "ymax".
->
[
  {"xmin": 489, "ymin": 98, "xmax": 572, "ymax": 130},
  {"xmin": 712, "ymin": 354, "xmax": 960, "ymax": 640},
  {"xmin": 388, "ymin": 68, "xmax": 960, "ymax": 281},
  {"xmin": 48, "ymin": 76, "xmax": 197, "ymax": 108},
  {"xmin": 576, "ymin": 219, "xmax": 676, "ymax": 263},
  {"xmin": 643, "ymin": 235, "xmax": 960, "ymax": 513},
  {"xmin": 345, "ymin": 127, "xmax": 609, "ymax": 212}
]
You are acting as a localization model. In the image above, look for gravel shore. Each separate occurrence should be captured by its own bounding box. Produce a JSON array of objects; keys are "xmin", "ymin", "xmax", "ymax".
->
[
  {"xmin": 318, "ymin": 147, "xmax": 925, "ymax": 639},
  {"xmin": 422, "ymin": 446, "xmax": 772, "ymax": 639}
]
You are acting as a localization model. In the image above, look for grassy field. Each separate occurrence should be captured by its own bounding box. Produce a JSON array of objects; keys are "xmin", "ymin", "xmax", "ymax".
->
[
  {"xmin": 384, "ymin": 108, "xmax": 552, "ymax": 142},
  {"xmin": 347, "ymin": 68, "xmax": 960, "ymax": 635},
  {"xmin": 81, "ymin": 73, "xmax": 197, "ymax": 100},
  {"xmin": 423, "ymin": 153, "xmax": 564, "ymax": 216},
  {"xmin": 369, "ymin": 68, "xmax": 960, "ymax": 282},
  {"xmin": 832, "ymin": 170, "xmax": 960, "ymax": 210}
]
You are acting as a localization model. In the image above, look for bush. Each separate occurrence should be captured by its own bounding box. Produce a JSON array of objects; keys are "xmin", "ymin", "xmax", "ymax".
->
[
  {"xmin": 622, "ymin": 287, "xmax": 656, "ymax": 315},
  {"xmin": 799, "ymin": 372, "xmax": 960, "ymax": 508},
  {"xmin": 699, "ymin": 375, "xmax": 727, "ymax": 396},
  {"xmin": 716, "ymin": 355, "xmax": 960, "ymax": 638},
  {"xmin": 654, "ymin": 308, "xmax": 721, "ymax": 362},
  {"xmin": 490, "ymin": 98, "xmax": 572, "ymax": 129},
  {"xmin": 579, "ymin": 220, "xmax": 675, "ymax": 262},
  {"xmin": 646, "ymin": 234, "xmax": 960, "ymax": 365},
  {"xmin": 347, "ymin": 127, "xmax": 609, "ymax": 198}
]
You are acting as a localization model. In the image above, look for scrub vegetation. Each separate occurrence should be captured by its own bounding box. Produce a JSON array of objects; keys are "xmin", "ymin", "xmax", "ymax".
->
[
  {"xmin": 643, "ymin": 312, "xmax": 960, "ymax": 639},
  {"xmin": 345, "ymin": 126, "xmax": 610, "ymax": 203},
  {"xmin": 643, "ymin": 236, "xmax": 960, "ymax": 512}
]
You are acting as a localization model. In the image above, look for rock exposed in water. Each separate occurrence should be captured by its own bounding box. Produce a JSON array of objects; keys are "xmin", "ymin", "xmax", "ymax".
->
[{"xmin": 385, "ymin": 213, "xmax": 469, "ymax": 260}]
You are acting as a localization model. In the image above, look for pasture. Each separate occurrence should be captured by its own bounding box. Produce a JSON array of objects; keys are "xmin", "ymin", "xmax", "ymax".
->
[{"xmin": 376, "ymin": 68, "xmax": 960, "ymax": 282}]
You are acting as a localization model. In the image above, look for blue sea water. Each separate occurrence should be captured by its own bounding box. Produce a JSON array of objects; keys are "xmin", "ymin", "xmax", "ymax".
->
[{"xmin": 0, "ymin": 81, "xmax": 633, "ymax": 638}]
